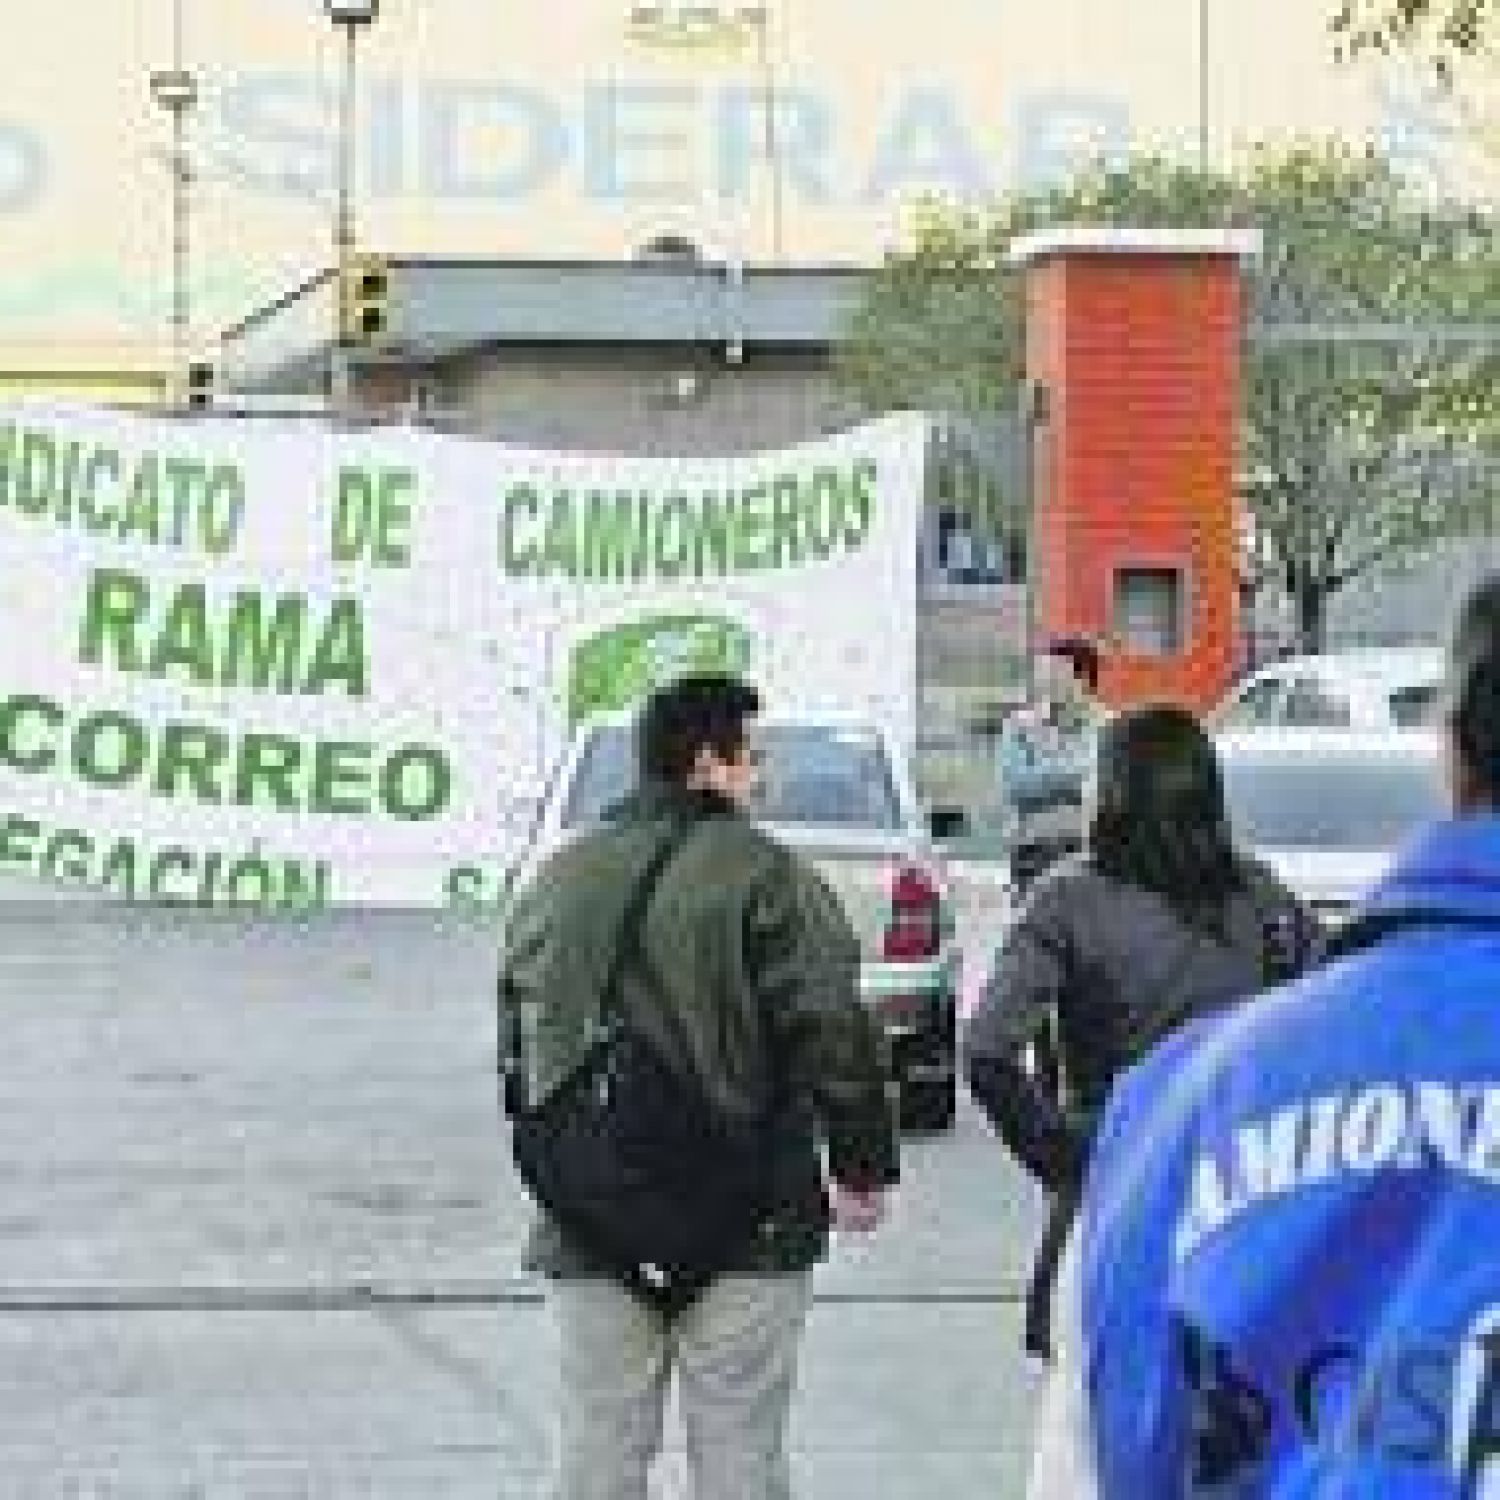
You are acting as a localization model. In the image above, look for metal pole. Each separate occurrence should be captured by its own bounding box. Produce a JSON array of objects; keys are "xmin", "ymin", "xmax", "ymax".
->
[
  {"xmin": 332, "ymin": 19, "xmax": 357, "ymax": 407},
  {"xmin": 172, "ymin": 105, "xmax": 188, "ymax": 400},
  {"xmin": 171, "ymin": 0, "xmax": 189, "ymax": 404},
  {"xmin": 1021, "ymin": 385, "xmax": 1040, "ymax": 702},
  {"xmin": 755, "ymin": 14, "xmax": 785, "ymax": 263},
  {"xmin": 336, "ymin": 21, "xmax": 356, "ymax": 267},
  {"xmin": 1197, "ymin": 0, "xmax": 1210, "ymax": 169}
]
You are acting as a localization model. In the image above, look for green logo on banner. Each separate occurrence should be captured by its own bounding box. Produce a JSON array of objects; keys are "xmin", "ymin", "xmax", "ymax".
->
[{"xmin": 568, "ymin": 614, "xmax": 752, "ymax": 727}]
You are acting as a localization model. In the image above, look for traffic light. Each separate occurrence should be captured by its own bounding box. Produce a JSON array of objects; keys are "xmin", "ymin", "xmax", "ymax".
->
[
  {"xmin": 185, "ymin": 360, "xmax": 214, "ymax": 411},
  {"xmin": 340, "ymin": 256, "xmax": 389, "ymax": 344}
]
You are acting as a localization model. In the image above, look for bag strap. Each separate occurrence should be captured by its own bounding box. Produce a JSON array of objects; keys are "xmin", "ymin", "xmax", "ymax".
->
[
  {"xmin": 598, "ymin": 819, "xmax": 699, "ymax": 1027},
  {"xmin": 502, "ymin": 818, "xmax": 698, "ymax": 1118},
  {"xmin": 607, "ymin": 812, "xmax": 775, "ymax": 1129},
  {"xmin": 1325, "ymin": 906, "xmax": 1500, "ymax": 963}
]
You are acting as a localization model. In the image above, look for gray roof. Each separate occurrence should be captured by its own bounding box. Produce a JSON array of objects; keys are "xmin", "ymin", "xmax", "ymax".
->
[{"xmin": 220, "ymin": 257, "xmax": 873, "ymax": 392}]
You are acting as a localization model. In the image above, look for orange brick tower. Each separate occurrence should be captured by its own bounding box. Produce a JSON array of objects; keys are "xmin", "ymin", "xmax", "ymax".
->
[{"xmin": 1010, "ymin": 228, "xmax": 1260, "ymax": 713}]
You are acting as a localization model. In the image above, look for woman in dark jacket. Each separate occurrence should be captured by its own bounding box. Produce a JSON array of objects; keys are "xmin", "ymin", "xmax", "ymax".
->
[{"xmin": 964, "ymin": 705, "xmax": 1320, "ymax": 1360}]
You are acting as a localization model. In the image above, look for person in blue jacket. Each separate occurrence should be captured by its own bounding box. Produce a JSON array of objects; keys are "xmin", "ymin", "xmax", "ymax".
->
[{"xmin": 1035, "ymin": 574, "xmax": 1500, "ymax": 1498}]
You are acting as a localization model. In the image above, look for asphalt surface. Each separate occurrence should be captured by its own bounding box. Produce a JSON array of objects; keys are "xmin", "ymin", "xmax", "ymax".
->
[{"xmin": 0, "ymin": 899, "xmax": 1044, "ymax": 1498}]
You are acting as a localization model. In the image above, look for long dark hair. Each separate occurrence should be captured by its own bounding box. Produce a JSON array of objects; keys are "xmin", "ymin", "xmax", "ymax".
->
[{"xmin": 1088, "ymin": 706, "xmax": 1246, "ymax": 932}]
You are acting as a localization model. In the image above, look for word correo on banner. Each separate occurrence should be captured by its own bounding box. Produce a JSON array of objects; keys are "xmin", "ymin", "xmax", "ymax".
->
[
  {"xmin": 0, "ymin": 693, "xmax": 450, "ymax": 820},
  {"xmin": 0, "ymin": 401, "xmax": 927, "ymax": 907}
]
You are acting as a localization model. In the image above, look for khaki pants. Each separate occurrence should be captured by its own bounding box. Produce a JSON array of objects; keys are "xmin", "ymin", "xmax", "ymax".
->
[{"xmin": 549, "ymin": 1273, "xmax": 814, "ymax": 1500}]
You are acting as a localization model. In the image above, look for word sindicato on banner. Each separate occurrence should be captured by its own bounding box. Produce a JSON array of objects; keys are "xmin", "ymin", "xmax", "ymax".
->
[
  {"xmin": 0, "ymin": 405, "xmax": 926, "ymax": 909},
  {"xmin": 0, "ymin": 417, "xmax": 451, "ymax": 908}
]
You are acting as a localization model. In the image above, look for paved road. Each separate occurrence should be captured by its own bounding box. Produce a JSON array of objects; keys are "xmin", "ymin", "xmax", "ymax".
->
[{"xmin": 0, "ymin": 902, "xmax": 1045, "ymax": 1498}]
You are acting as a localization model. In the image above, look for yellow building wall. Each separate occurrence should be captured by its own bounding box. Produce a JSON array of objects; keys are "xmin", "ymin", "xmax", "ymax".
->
[
  {"xmin": 0, "ymin": 372, "xmax": 167, "ymax": 407},
  {"xmin": 0, "ymin": 344, "xmax": 169, "ymax": 409},
  {"xmin": 0, "ymin": 0, "xmax": 1491, "ymax": 351}
]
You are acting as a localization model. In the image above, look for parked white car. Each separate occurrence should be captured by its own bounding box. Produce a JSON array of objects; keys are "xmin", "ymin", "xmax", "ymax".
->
[
  {"xmin": 1217, "ymin": 648, "xmax": 1444, "ymax": 732},
  {"xmin": 1216, "ymin": 728, "xmax": 1446, "ymax": 926},
  {"xmin": 514, "ymin": 711, "xmax": 964, "ymax": 1131}
]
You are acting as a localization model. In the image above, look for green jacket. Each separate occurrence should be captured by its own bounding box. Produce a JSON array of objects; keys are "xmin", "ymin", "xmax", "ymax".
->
[{"xmin": 498, "ymin": 780, "xmax": 899, "ymax": 1278}]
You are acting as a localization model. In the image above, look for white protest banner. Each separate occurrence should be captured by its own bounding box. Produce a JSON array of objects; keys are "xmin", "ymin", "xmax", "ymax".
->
[{"xmin": 0, "ymin": 402, "xmax": 926, "ymax": 907}]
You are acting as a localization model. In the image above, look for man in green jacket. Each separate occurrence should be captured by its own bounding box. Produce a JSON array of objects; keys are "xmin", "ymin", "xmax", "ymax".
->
[{"xmin": 499, "ymin": 674, "xmax": 899, "ymax": 1500}]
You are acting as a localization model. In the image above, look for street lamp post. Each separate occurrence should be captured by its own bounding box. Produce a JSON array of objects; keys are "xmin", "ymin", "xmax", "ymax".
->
[
  {"xmin": 150, "ymin": 64, "xmax": 198, "ymax": 406},
  {"xmin": 325, "ymin": 0, "xmax": 380, "ymax": 408}
]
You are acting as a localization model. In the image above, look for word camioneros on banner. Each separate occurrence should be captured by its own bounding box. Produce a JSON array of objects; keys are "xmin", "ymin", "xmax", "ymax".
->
[{"xmin": 0, "ymin": 402, "xmax": 926, "ymax": 908}]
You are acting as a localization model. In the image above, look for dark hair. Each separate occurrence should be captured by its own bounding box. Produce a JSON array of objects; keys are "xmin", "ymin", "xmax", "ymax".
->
[
  {"xmin": 637, "ymin": 674, "xmax": 761, "ymax": 787},
  {"xmin": 1450, "ymin": 575, "xmax": 1500, "ymax": 799},
  {"xmin": 1089, "ymin": 705, "xmax": 1246, "ymax": 931},
  {"xmin": 1048, "ymin": 637, "xmax": 1102, "ymax": 693}
]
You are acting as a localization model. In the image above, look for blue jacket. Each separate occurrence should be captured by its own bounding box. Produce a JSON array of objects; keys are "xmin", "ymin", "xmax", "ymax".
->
[{"xmin": 1073, "ymin": 816, "xmax": 1500, "ymax": 1498}]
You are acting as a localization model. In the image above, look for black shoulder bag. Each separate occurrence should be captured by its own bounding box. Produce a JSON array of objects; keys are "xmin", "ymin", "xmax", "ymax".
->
[{"xmin": 509, "ymin": 821, "xmax": 771, "ymax": 1317}]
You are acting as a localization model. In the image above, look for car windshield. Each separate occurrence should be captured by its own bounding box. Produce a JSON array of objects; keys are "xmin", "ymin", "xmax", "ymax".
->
[
  {"xmin": 1221, "ymin": 751, "xmax": 1445, "ymax": 851},
  {"xmin": 561, "ymin": 723, "xmax": 905, "ymax": 831},
  {"xmin": 1218, "ymin": 676, "xmax": 1286, "ymax": 728}
]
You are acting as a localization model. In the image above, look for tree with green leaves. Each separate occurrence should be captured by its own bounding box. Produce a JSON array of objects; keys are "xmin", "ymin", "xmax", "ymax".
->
[
  {"xmin": 1333, "ymin": 0, "xmax": 1495, "ymax": 69},
  {"xmin": 838, "ymin": 145, "xmax": 1499, "ymax": 654}
]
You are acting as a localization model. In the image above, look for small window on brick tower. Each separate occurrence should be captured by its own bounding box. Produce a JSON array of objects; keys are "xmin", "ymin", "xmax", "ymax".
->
[{"xmin": 1115, "ymin": 566, "xmax": 1185, "ymax": 656}]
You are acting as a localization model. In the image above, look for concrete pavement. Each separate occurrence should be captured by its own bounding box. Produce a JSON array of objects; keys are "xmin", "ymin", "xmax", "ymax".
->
[{"xmin": 0, "ymin": 903, "xmax": 1044, "ymax": 1497}]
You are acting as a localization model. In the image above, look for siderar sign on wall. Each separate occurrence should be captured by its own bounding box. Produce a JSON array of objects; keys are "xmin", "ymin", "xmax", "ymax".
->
[{"xmin": 2, "ymin": 0, "xmax": 1484, "ymax": 340}]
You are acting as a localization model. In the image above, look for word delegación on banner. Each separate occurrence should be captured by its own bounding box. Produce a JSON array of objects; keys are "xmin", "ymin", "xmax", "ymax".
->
[
  {"xmin": 0, "ymin": 810, "xmax": 331, "ymax": 909},
  {"xmin": 0, "ymin": 404, "xmax": 928, "ymax": 907}
]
